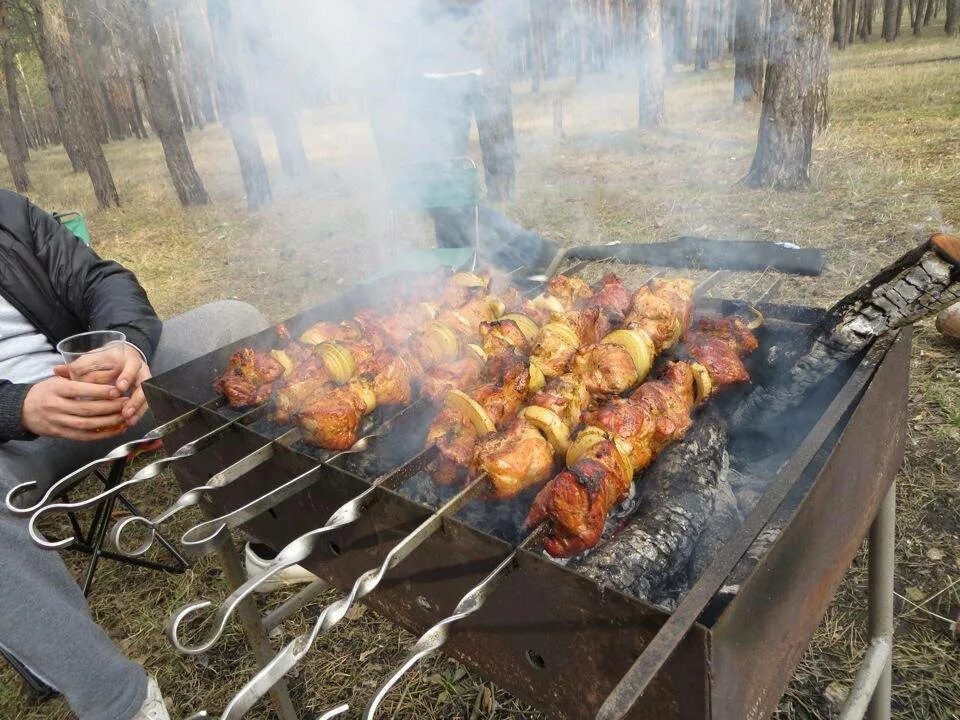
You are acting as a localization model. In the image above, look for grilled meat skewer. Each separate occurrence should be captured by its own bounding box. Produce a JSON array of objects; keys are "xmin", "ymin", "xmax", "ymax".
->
[
  {"xmin": 572, "ymin": 412, "xmax": 728, "ymax": 602},
  {"xmin": 525, "ymin": 316, "xmax": 758, "ymax": 557}
]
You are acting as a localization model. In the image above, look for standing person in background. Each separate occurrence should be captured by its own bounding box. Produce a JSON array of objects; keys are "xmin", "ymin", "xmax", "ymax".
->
[{"xmin": 365, "ymin": 0, "xmax": 559, "ymax": 272}]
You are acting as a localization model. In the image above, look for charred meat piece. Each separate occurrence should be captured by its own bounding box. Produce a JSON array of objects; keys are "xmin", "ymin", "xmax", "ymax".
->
[
  {"xmin": 528, "ymin": 374, "xmax": 591, "ymax": 429},
  {"xmin": 215, "ymin": 348, "xmax": 284, "ymax": 408},
  {"xmin": 274, "ymin": 378, "xmax": 331, "ymax": 425},
  {"xmin": 420, "ymin": 355, "xmax": 485, "ymax": 404},
  {"xmin": 580, "ymin": 273, "xmax": 633, "ymax": 318},
  {"xmin": 427, "ymin": 407, "xmax": 479, "ymax": 484},
  {"xmin": 547, "ymin": 275, "xmax": 594, "ymax": 308},
  {"xmin": 472, "ymin": 365, "xmax": 531, "ymax": 429}
]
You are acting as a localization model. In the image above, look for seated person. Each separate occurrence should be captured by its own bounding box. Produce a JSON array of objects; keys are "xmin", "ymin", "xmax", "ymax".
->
[{"xmin": 0, "ymin": 190, "xmax": 309, "ymax": 720}]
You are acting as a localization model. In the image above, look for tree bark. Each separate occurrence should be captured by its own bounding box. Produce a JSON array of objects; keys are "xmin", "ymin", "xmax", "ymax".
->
[
  {"xmin": 835, "ymin": 0, "xmax": 849, "ymax": 46},
  {"xmin": 913, "ymin": 0, "xmax": 928, "ymax": 30},
  {"xmin": 747, "ymin": 0, "xmax": 832, "ymax": 189},
  {"xmin": 882, "ymin": 0, "xmax": 899, "ymax": 37},
  {"xmin": 122, "ymin": 0, "xmax": 208, "ymax": 206},
  {"xmin": 924, "ymin": 0, "xmax": 936, "ymax": 23},
  {"xmin": 733, "ymin": 0, "xmax": 768, "ymax": 102},
  {"xmin": 206, "ymin": 0, "xmax": 271, "ymax": 211},
  {"xmin": 0, "ymin": 3, "xmax": 27, "ymax": 160},
  {"xmin": 32, "ymin": 0, "xmax": 119, "ymax": 206},
  {"xmin": 15, "ymin": 54, "xmax": 41, "ymax": 149},
  {"xmin": 0, "ymin": 97, "xmax": 29, "ymax": 191},
  {"xmin": 637, "ymin": 0, "xmax": 665, "ymax": 126},
  {"xmin": 477, "ymin": 0, "xmax": 517, "ymax": 201},
  {"xmin": 238, "ymin": 0, "xmax": 308, "ymax": 178},
  {"xmin": 946, "ymin": 0, "xmax": 959, "ymax": 32},
  {"xmin": 896, "ymin": 0, "xmax": 906, "ymax": 35},
  {"xmin": 528, "ymin": 0, "xmax": 542, "ymax": 91}
]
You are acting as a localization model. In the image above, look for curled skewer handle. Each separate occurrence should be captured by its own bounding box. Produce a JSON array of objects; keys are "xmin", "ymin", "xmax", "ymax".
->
[
  {"xmin": 27, "ymin": 417, "xmax": 245, "ymax": 549},
  {"xmin": 28, "ymin": 453, "xmax": 192, "ymax": 550},
  {"xmin": 205, "ymin": 478, "xmax": 483, "ymax": 719},
  {"xmin": 5, "ymin": 436, "xmax": 158, "ymax": 517},
  {"xmin": 110, "ymin": 486, "xmax": 208, "ymax": 557},
  {"xmin": 363, "ymin": 524, "xmax": 546, "ymax": 720}
]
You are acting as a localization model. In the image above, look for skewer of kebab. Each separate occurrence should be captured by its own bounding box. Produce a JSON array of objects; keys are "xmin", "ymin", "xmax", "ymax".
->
[
  {"xmin": 29, "ymin": 271, "xmax": 501, "ymax": 549},
  {"xmin": 359, "ymin": 312, "xmax": 759, "ymax": 720},
  {"xmin": 160, "ymin": 274, "xmax": 638, "ymax": 627},
  {"xmin": 168, "ymin": 276, "xmax": 716, "ymax": 720},
  {"xmin": 109, "ymin": 274, "xmax": 621, "ymax": 558},
  {"xmin": 427, "ymin": 276, "xmax": 697, "ymax": 487}
]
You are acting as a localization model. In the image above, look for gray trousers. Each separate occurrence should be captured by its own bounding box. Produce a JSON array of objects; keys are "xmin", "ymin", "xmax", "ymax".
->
[{"xmin": 0, "ymin": 300, "xmax": 267, "ymax": 720}]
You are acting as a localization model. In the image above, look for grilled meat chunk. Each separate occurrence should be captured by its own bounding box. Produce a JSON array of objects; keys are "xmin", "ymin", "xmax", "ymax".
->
[
  {"xmin": 571, "ymin": 343, "xmax": 639, "ymax": 396},
  {"xmin": 216, "ymin": 348, "xmax": 284, "ymax": 408},
  {"xmin": 476, "ymin": 418, "xmax": 556, "ymax": 499},
  {"xmin": 626, "ymin": 278, "xmax": 697, "ymax": 350},
  {"xmin": 298, "ymin": 384, "xmax": 372, "ymax": 450}
]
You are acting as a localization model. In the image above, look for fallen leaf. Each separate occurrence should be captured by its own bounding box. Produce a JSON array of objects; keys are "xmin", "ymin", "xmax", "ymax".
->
[
  {"xmin": 344, "ymin": 602, "xmax": 367, "ymax": 620},
  {"xmin": 906, "ymin": 586, "xmax": 926, "ymax": 602},
  {"xmin": 926, "ymin": 547, "xmax": 945, "ymax": 561}
]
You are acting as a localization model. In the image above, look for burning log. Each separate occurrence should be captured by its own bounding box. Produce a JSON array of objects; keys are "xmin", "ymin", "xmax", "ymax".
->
[
  {"xmin": 733, "ymin": 233, "xmax": 960, "ymax": 430},
  {"xmin": 572, "ymin": 413, "xmax": 728, "ymax": 603}
]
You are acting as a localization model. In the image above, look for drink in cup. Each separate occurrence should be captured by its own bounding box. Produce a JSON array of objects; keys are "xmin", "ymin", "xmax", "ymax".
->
[{"xmin": 56, "ymin": 330, "xmax": 127, "ymax": 433}]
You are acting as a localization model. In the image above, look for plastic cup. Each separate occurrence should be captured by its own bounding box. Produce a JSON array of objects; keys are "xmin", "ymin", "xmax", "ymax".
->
[{"xmin": 57, "ymin": 330, "xmax": 127, "ymax": 385}]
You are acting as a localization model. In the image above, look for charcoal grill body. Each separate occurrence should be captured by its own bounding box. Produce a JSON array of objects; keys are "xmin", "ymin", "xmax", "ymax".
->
[{"xmin": 144, "ymin": 283, "xmax": 909, "ymax": 720}]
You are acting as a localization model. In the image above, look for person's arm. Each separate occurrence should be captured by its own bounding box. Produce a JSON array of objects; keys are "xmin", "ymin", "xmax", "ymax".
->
[
  {"xmin": 26, "ymin": 200, "xmax": 161, "ymax": 361},
  {"xmin": 0, "ymin": 379, "xmax": 32, "ymax": 442}
]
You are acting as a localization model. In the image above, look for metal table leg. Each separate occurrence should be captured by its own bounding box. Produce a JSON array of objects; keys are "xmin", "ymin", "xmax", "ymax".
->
[
  {"xmin": 213, "ymin": 536, "xmax": 299, "ymax": 720},
  {"xmin": 839, "ymin": 482, "xmax": 895, "ymax": 720}
]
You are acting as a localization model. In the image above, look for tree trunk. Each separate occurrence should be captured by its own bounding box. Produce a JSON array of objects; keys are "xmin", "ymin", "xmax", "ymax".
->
[
  {"xmin": 32, "ymin": 0, "xmax": 120, "ymax": 206},
  {"xmin": 528, "ymin": 0, "xmax": 542, "ymax": 91},
  {"xmin": 0, "ymin": 4, "xmax": 28, "ymax": 160},
  {"xmin": 882, "ymin": 0, "xmax": 900, "ymax": 36},
  {"xmin": 913, "ymin": 0, "xmax": 928, "ymax": 29},
  {"xmin": 123, "ymin": 0, "xmax": 208, "ymax": 206},
  {"xmin": 206, "ymin": 0, "xmax": 271, "ymax": 211},
  {"xmin": 945, "ymin": 0, "xmax": 958, "ymax": 31},
  {"xmin": 924, "ymin": 0, "xmax": 937, "ymax": 22},
  {"xmin": 835, "ymin": 0, "xmax": 849, "ymax": 46},
  {"xmin": 477, "ymin": 0, "xmax": 517, "ymax": 202},
  {"xmin": 0, "ymin": 98, "xmax": 30, "ymax": 191},
  {"xmin": 733, "ymin": 0, "xmax": 768, "ymax": 101},
  {"xmin": 637, "ymin": 0, "xmax": 665, "ymax": 125},
  {"xmin": 239, "ymin": 0, "xmax": 308, "ymax": 178},
  {"xmin": 127, "ymin": 68, "xmax": 148, "ymax": 138},
  {"xmin": 896, "ymin": 0, "xmax": 906, "ymax": 34},
  {"xmin": 747, "ymin": 0, "xmax": 831, "ymax": 188},
  {"xmin": 858, "ymin": 0, "xmax": 873, "ymax": 37},
  {"xmin": 14, "ymin": 54, "xmax": 41, "ymax": 149}
]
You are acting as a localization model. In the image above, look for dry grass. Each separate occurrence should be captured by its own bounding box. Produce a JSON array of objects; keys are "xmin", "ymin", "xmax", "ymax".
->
[{"xmin": 2, "ymin": 31, "xmax": 960, "ymax": 720}]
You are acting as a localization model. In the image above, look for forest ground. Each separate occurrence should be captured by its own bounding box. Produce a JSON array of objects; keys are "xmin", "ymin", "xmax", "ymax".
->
[{"xmin": 1, "ymin": 32, "xmax": 959, "ymax": 720}]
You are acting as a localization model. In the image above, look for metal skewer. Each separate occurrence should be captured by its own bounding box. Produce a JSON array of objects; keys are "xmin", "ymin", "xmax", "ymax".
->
[
  {"xmin": 177, "ymin": 474, "xmax": 489, "ymax": 720},
  {"xmin": 364, "ymin": 524, "xmax": 548, "ymax": 719},
  {"xmin": 361, "ymin": 278, "xmax": 780, "ymax": 717},
  {"xmin": 27, "ymin": 405, "xmax": 268, "ymax": 550},
  {"xmin": 166, "ymin": 445, "xmax": 438, "ymax": 654},
  {"xmin": 3, "ymin": 406, "xmax": 202, "ymax": 516},
  {"xmin": 109, "ymin": 425, "xmax": 390, "ymax": 558}
]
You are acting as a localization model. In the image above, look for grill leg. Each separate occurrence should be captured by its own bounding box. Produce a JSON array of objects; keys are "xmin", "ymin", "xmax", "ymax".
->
[
  {"xmin": 867, "ymin": 483, "xmax": 895, "ymax": 720},
  {"xmin": 214, "ymin": 536, "xmax": 299, "ymax": 720},
  {"xmin": 839, "ymin": 482, "xmax": 895, "ymax": 720}
]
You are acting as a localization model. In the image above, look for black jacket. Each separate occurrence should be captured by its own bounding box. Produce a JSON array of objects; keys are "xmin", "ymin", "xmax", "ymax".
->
[{"xmin": 0, "ymin": 191, "xmax": 161, "ymax": 442}]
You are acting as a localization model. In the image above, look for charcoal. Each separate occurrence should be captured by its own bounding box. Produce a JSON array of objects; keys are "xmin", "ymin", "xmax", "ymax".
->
[{"xmin": 572, "ymin": 413, "xmax": 728, "ymax": 603}]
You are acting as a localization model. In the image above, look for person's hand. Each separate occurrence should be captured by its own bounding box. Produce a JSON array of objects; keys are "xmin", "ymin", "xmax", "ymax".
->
[
  {"xmin": 53, "ymin": 343, "xmax": 152, "ymax": 428},
  {"xmin": 21, "ymin": 376, "xmax": 130, "ymax": 441},
  {"xmin": 116, "ymin": 344, "xmax": 152, "ymax": 427}
]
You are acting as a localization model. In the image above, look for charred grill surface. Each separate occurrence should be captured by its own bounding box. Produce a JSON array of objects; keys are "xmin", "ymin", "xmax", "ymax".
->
[{"xmin": 573, "ymin": 414, "xmax": 728, "ymax": 603}]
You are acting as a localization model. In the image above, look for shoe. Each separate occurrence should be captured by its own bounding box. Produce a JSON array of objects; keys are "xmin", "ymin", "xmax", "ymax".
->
[
  {"xmin": 244, "ymin": 542, "xmax": 325, "ymax": 593},
  {"xmin": 131, "ymin": 676, "xmax": 169, "ymax": 720},
  {"xmin": 936, "ymin": 302, "xmax": 960, "ymax": 341}
]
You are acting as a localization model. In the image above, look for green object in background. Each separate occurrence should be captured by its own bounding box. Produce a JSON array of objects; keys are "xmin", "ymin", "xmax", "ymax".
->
[
  {"xmin": 389, "ymin": 159, "xmax": 480, "ymax": 210},
  {"xmin": 53, "ymin": 211, "xmax": 91, "ymax": 246},
  {"xmin": 362, "ymin": 247, "xmax": 474, "ymax": 283}
]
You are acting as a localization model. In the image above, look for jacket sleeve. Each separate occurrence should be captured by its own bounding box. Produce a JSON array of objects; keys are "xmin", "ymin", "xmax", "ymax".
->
[
  {"xmin": 26, "ymin": 200, "xmax": 162, "ymax": 361},
  {"xmin": 0, "ymin": 379, "xmax": 33, "ymax": 443}
]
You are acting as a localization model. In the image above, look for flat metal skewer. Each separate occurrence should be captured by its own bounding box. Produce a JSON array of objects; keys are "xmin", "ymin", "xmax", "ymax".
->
[
  {"xmin": 166, "ymin": 446, "xmax": 439, "ymax": 654},
  {"xmin": 4, "ymin": 406, "xmax": 201, "ymax": 516},
  {"xmin": 27, "ymin": 405, "xmax": 268, "ymax": 550},
  {"xmin": 179, "ymin": 474, "xmax": 488, "ymax": 720},
  {"xmin": 364, "ymin": 524, "xmax": 548, "ymax": 719}
]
